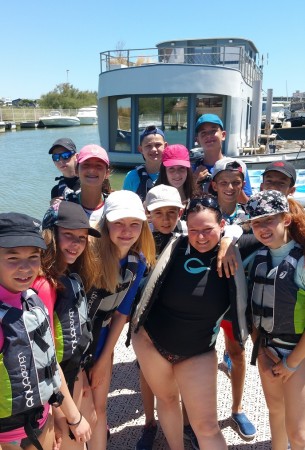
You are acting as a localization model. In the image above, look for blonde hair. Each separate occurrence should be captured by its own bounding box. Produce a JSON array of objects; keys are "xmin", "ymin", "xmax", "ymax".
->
[
  {"xmin": 93, "ymin": 219, "xmax": 156, "ymax": 293},
  {"xmin": 41, "ymin": 227, "xmax": 99, "ymax": 292}
]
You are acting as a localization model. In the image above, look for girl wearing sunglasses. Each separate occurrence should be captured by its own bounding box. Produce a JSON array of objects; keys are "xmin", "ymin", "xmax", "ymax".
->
[{"xmin": 132, "ymin": 196, "xmax": 248, "ymax": 450}]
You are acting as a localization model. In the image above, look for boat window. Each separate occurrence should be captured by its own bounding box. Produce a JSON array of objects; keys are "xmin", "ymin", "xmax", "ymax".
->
[
  {"xmin": 195, "ymin": 95, "xmax": 224, "ymax": 123},
  {"xmin": 138, "ymin": 96, "xmax": 188, "ymax": 146},
  {"xmin": 110, "ymin": 97, "xmax": 132, "ymax": 153}
]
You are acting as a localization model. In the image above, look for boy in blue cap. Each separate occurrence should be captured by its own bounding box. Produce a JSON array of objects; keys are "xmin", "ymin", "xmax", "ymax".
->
[
  {"xmin": 123, "ymin": 126, "xmax": 167, "ymax": 201},
  {"xmin": 193, "ymin": 114, "xmax": 252, "ymax": 203}
]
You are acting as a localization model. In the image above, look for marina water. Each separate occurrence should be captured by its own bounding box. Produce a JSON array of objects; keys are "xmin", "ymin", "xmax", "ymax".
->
[{"xmin": 0, "ymin": 126, "xmax": 127, "ymax": 219}]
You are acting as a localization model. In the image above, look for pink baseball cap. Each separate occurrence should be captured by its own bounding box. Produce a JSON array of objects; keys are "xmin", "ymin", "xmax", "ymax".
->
[
  {"xmin": 162, "ymin": 144, "xmax": 190, "ymax": 168},
  {"xmin": 77, "ymin": 144, "xmax": 109, "ymax": 167}
]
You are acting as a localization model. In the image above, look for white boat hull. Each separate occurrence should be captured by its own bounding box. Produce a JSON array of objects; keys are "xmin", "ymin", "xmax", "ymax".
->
[
  {"xmin": 77, "ymin": 106, "xmax": 98, "ymax": 125},
  {"xmin": 38, "ymin": 116, "xmax": 80, "ymax": 127}
]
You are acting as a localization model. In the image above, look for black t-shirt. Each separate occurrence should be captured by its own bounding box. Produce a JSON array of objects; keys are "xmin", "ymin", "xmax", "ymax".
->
[
  {"xmin": 51, "ymin": 176, "xmax": 81, "ymax": 199},
  {"xmin": 145, "ymin": 237, "xmax": 231, "ymax": 357}
]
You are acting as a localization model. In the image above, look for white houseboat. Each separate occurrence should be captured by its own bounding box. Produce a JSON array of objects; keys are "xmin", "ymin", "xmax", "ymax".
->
[{"xmin": 98, "ymin": 37, "xmax": 263, "ymax": 167}]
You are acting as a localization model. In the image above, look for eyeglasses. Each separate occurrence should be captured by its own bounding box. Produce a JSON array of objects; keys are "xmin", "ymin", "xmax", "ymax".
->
[
  {"xmin": 52, "ymin": 150, "xmax": 75, "ymax": 162},
  {"xmin": 186, "ymin": 196, "xmax": 220, "ymax": 214}
]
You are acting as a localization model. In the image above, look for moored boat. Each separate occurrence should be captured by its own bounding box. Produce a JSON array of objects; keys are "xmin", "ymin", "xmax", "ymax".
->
[
  {"xmin": 38, "ymin": 110, "xmax": 80, "ymax": 128},
  {"xmin": 76, "ymin": 106, "xmax": 98, "ymax": 125},
  {"xmin": 20, "ymin": 121, "xmax": 38, "ymax": 129}
]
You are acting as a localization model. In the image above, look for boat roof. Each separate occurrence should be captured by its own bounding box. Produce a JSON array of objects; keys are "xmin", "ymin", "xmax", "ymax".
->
[{"xmin": 156, "ymin": 37, "xmax": 259, "ymax": 54}]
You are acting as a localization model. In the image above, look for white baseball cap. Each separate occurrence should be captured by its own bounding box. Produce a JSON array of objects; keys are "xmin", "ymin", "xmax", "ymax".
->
[
  {"xmin": 103, "ymin": 190, "xmax": 147, "ymax": 222},
  {"xmin": 145, "ymin": 184, "xmax": 183, "ymax": 211},
  {"xmin": 212, "ymin": 157, "xmax": 246, "ymax": 180}
]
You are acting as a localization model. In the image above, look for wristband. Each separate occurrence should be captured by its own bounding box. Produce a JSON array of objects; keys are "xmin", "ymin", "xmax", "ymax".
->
[
  {"xmin": 67, "ymin": 413, "xmax": 82, "ymax": 427},
  {"xmin": 282, "ymin": 356, "xmax": 300, "ymax": 372}
]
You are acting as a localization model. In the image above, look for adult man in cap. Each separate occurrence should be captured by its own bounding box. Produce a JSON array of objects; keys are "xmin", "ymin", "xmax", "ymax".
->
[
  {"xmin": 193, "ymin": 114, "xmax": 252, "ymax": 203},
  {"xmin": 49, "ymin": 137, "xmax": 80, "ymax": 202}
]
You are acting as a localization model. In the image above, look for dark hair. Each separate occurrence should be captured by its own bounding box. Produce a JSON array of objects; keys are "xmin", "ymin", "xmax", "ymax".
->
[
  {"xmin": 155, "ymin": 164, "xmax": 194, "ymax": 200},
  {"xmin": 186, "ymin": 196, "xmax": 223, "ymax": 223}
]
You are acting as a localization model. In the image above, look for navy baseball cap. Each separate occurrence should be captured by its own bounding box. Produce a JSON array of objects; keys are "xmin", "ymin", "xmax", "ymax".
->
[
  {"xmin": 195, "ymin": 114, "xmax": 224, "ymax": 133},
  {"xmin": 0, "ymin": 213, "xmax": 46, "ymax": 249},
  {"xmin": 49, "ymin": 138, "xmax": 77, "ymax": 154},
  {"xmin": 140, "ymin": 125, "xmax": 165, "ymax": 144}
]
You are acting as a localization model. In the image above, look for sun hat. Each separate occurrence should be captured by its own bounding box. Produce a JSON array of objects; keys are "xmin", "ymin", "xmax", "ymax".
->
[
  {"xmin": 103, "ymin": 190, "xmax": 147, "ymax": 222},
  {"xmin": 42, "ymin": 201, "xmax": 101, "ymax": 237},
  {"xmin": 245, "ymin": 190, "xmax": 289, "ymax": 221},
  {"xmin": 162, "ymin": 144, "xmax": 191, "ymax": 168},
  {"xmin": 212, "ymin": 157, "xmax": 247, "ymax": 180},
  {"xmin": 262, "ymin": 161, "xmax": 296, "ymax": 186},
  {"xmin": 195, "ymin": 114, "xmax": 224, "ymax": 133},
  {"xmin": 0, "ymin": 212, "xmax": 46, "ymax": 249},
  {"xmin": 139, "ymin": 126, "xmax": 165, "ymax": 144},
  {"xmin": 77, "ymin": 144, "xmax": 109, "ymax": 167},
  {"xmin": 49, "ymin": 138, "xmax": 76, "ymax": 154},
  {"xmin": 145, "ymin": 184, "xmax": 183, "ymax": 211}
]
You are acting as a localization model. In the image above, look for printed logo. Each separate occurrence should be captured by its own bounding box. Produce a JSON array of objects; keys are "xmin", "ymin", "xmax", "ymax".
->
[
  {"xmin": 69, "ymin": 309, "xmax": 78, "ymax": 353},
  {"xmin": 279, "ymin": 271, "xmax": 287, "ymax": 279},
  {"xmin": 18, "ymin": 352, "xmax": 34, "ymax": 408},
  {"xmin": 184, "ymin": 258, "xmax": 211, "ymax": 274}
]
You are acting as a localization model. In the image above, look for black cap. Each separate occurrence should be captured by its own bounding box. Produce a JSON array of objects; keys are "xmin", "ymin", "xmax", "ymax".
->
[
  {"xmin": 0, "ymin": 213, "xmax": 46, "ymax": 249},
  {"xmin": 263, "ymin": 161, "xmax": 296, "ymax": 186},
  {"xmin": 42, "ymin": 201, "xmax": 101, "ymax": 238},
  {"xmin": 49, "ymin": 138, "xmax": 77, "ymax": 154}
]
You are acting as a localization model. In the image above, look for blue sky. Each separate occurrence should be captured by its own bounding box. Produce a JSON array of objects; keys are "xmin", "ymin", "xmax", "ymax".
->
[{"xmin": 1, "ymin": 0, "xmax": 304, "ymax": 100}]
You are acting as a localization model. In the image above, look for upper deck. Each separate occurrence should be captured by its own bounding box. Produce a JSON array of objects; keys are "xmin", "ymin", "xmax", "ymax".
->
[{"xmin": 100, "ymin": 37, "xmax": 262, "ymax": 87}]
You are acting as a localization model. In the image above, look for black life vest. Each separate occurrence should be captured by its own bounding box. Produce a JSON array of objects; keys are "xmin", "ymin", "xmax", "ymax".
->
[
  {"xmin": 135, "ymin": 165, "xmax": 155, "ymax": 201},
  {"xmin": 249, "ymin": 244, "xmax": 305, "ymax": 343},
  {"xmin": 54, "ymin": 274, "xmax": 93, "ymax": 394},
  {"xmin": 0, "ymin": 289, "xmax": 62, "ymax": 449}
]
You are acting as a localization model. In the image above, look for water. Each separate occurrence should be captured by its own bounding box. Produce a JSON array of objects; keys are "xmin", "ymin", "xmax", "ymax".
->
[{"xmin": 0, "ymin": 127, "xmax": 127, "ymax": 219}]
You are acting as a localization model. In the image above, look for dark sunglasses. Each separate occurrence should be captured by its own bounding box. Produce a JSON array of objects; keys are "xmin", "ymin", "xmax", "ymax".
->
[
  {"xmin": 52, "ymin": 150, "xmax": 75, "ymax": 162},
  {"xmin": 186, "ymin": 196, "xmax": 220, "ymax": 214}
]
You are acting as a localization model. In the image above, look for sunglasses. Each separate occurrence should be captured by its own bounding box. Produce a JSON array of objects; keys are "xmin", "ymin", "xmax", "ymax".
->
[
  {"xmin": 52, "ymin": 150, "xmax": 75, "ymax": 162},
  {"xmin": 186, "ymin": 196, "xmax": 220, "ymax": 214}
]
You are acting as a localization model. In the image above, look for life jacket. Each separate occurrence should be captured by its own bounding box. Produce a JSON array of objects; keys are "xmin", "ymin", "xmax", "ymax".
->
[
  {"xmin": 0, "ymin": 289, "xmax": 62, "ymax": 449},
  {"xmin": 130, "ymin": 235, "xmax": 248, "ymax": 347},
  {"xmin": 54, "ymin": 274, "xmax": 92, "ymax": 394},
  {"xmin": 136, "ymin": 165, "xmax": 155, "ymax": 201},
  {"xmin": 85, "ymin": 254, "xmax": 140, "ymax": 364},
  {"xmin": 249, "ymin": 244, "xmax": 305, "ymax": 341}
]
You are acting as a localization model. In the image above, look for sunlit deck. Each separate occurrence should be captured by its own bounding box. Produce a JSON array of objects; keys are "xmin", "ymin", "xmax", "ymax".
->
[{"xmin": 107, "ymin": 326, "xmax": 271, "ymax": 449}]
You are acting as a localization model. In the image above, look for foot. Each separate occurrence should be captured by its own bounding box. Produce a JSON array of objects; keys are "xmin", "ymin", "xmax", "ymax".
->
[
  {"xmin": 135, "ymin": 422, "xmax": 157, "ymax": 450},
  {"xmin": 223, "ymin": 351, "xmax": 232, "ymax": 376},
  {"xmin": 183, "ymin": 425, "xmax": 199, "ymax": 450},
  {"xmin": 231, "ymin": 412, "xmax": 256, "ymax": 440}
]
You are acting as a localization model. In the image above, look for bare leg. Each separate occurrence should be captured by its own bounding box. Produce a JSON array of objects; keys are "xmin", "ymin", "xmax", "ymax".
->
[
  {"xmin": 175, "ymin": 350, "xmax": 227, "ymax": 450},
  {"xmin": 258, "ymin": 353, "xmax": 288, "ymax": 450},
  {"xmin": 133, "ymin": 328, "xmax": 184, "ymax": 450},
  {"xmin": 139, "ymin": 369, "xmax": 156, "ymax": 425},
  {"xmin": 225, "ymin": 334, "xmax": 245, "ymax": 413}
]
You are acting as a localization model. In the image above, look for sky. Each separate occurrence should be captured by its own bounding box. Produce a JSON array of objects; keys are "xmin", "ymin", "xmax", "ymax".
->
[{"xmin": 1, "ymin": 0, "xmax": 304, "ymax": 101}]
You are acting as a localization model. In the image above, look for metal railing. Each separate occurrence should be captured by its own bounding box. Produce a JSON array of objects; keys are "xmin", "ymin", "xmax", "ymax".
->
[{"xmin": 100, "ymin": 45, "xmax": 263, "ymax": 87}]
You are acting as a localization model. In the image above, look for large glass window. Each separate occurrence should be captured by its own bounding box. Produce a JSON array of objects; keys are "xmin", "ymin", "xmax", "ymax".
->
[
  {"xmin": 110, "ymin": 97, "xmax": 131, "ymax": 152},
  {"xmin": 195, "ymin": 95, "xmax": 224, "ymax": 123}
]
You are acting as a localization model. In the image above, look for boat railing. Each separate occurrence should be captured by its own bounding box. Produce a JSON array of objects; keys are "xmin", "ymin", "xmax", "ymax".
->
[{"xmin": 100, "ymin": 45, "xmax": 262, "ymax": 86}]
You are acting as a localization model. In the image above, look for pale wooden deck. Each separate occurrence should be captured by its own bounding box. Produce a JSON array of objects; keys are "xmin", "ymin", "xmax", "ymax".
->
[{"xmin": 107, "ymin": 326, "xmax": 271, "ymax": 449}]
